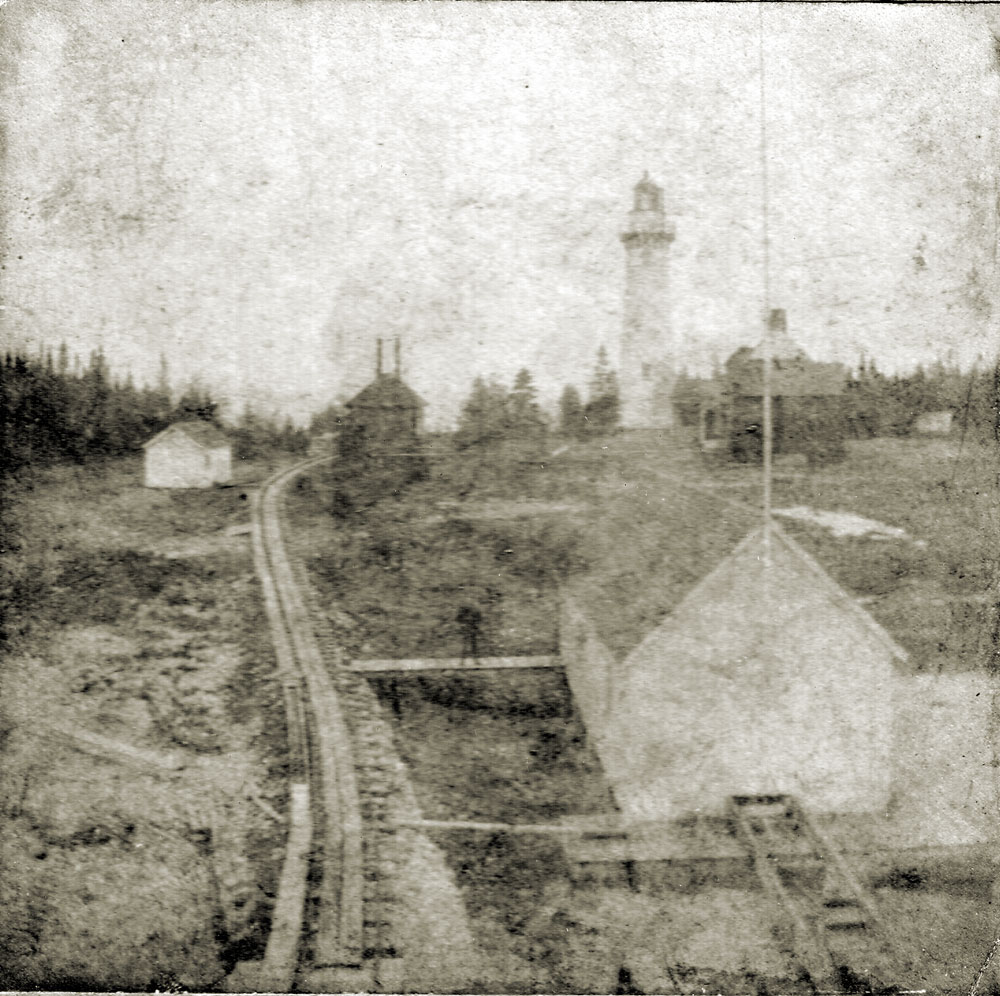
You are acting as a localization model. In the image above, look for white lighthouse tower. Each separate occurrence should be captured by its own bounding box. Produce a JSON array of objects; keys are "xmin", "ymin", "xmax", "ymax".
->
[{"xmin": 620, "ymin": 173, "xmax": 676, "ymax": 429}]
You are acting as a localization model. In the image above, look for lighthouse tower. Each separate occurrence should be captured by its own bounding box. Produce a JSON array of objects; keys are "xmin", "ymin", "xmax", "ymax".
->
[{"xmin": 620, "ymin": 173, "xmax": 676, "ymax": 429}]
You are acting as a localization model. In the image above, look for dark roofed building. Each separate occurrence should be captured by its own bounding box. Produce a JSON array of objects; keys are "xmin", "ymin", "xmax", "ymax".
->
[
  {"xmin": 333, "ymin": 338, "xmax": 427, "ymax": 513},
  {"xmin": 725, "ymin": 309, "xmax": 848, "ymax": 464},
  {"xmin": 344, "ymin": 371, "xmax": 425, "ymax": 439},
  {"xmin": 340, "ymin": 337, "xmax": 424, "ymax": 455}
]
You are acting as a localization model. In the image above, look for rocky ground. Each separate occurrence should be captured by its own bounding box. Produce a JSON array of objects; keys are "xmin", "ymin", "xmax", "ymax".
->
[{"xmin": 0, "ymin": 456, "xmax": 289, "ymax": 990}]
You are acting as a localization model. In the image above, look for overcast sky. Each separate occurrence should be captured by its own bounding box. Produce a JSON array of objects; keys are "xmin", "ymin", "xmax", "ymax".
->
[{"xmin": 2, "ymin": 2, "xmax": 998, "ymax": 427}]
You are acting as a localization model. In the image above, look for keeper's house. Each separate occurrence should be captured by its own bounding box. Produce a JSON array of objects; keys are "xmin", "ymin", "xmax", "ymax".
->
[{"xmin": 142, "ymin": 421, "xmax": 232, "ymax": 489}]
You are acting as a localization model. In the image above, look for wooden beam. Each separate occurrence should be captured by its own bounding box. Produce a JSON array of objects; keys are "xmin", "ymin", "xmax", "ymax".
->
[
  {"xmin": 348, "ymin": 655, "xmax": 561, "ymax": 673},
  {"xmin": 43, "ymin": 724, "xmax": 185, "ymax": 771},
  {"xmin": 392, "ymin": 818, "xmax": 604, "ymax": 835}
]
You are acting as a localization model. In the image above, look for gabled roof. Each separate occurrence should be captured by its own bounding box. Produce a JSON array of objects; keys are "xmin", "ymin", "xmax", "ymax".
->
[
  {"xmin": 727, "ymin": 345, "xmax": 845, "ymax": 397},
  {"xmin": 564, "ymin": 480, "xmax": 754, "ymax": 658},
  {"xmin": 142, "ymin": 421, "xmax": 231, "ymax": 450},
  {"xmin": 651, "ymin": 522, "xmax": 909, "ymax": 664},
  {"xmin": 565, "ymin": 476, "xmax": 908, "ymax": 663},
  {"xmin": 748, "ymin": 333, "xmax": 808, "ymax": 363},
  {"xmin": 346, "ymin": 373, "xmax": 425, "ymax": 411}
]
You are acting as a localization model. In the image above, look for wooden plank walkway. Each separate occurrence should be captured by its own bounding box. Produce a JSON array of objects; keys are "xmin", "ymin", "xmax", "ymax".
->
[
  {"xmin": 392, "ymin": 818, "xmax": 605, "ymax": 835},
  {"xmin": 348, "ymin": 655, "xmax": 560, "ymax": 673},
  {"xmin": 259, "ymin": 783, "xmax": 313, "ymax": 990}
]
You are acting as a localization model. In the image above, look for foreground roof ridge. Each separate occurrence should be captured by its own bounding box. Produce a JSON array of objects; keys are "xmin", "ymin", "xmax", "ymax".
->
[
  {"xmin": 624, "ymin": 519, "xmax": 909, "ymax": 665},
  {"xmin": 767, "ymin": 519, "xmax": 909, "ymax": 662},
  {"xmin": 142, "ymin": 420, "xmax": 230, "ymax": 449}
]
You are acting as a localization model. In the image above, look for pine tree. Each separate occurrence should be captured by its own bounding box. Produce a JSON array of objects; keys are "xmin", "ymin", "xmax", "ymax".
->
[
  {"xmin": 172, "ymin": 380, "xmax": 219, "ymax": 424},
  {"xmin": 509, "ymin": 368, "xmax": 546, "ymax": 438},
  {"xmin": 455, "ymin": 376, "xmax": 510, "ymax": 449},
  {"xmin": 558, "ymin": 384, "xmax": 585, "ymax": 439},
  {"xmin": 81, "ymin": 347, "xmax": 112, "ymax": 454},
  {"xmin": 585, "ymin": 347, "xmax": 620, "ymax": 436}
]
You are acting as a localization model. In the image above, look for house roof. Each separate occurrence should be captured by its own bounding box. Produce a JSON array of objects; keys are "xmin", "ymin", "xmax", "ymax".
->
[
  {"xmin": 142, "ymin": 421, "xmax": 231, "ymax": 450},
  {"xmin": 727, "ymin": 349, "xmax": 846, "ymax": 397},
  {"xmin": 565, "ymin": 480, "xmax": 755, "ymax": 658},
  {"xmin": 748, "ymin": 333, "xmax": 808, "ymax": 363},
  {"xmin": 661, "ymin": 522, "xmax": 909, "ymax": 663},
  {"xmin": 564, "ymin": 472, "xmax": 908, "ymax": 662},
  {"xmin": 345, "ymin": 373, "xmax": 425, "ymax": 411}
]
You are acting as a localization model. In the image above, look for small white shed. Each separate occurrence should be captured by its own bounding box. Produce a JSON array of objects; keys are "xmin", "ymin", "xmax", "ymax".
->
[
  {"xmin": 913, "ymin": 410, "xmax": 953, "ymax": 436},
  {"xmin": 142, "ymin": 421, "xmax": 232, "ymax": 489},
  {"xmin": 308, "ymin": 431, "xmax": 336, "ymax": 458}
]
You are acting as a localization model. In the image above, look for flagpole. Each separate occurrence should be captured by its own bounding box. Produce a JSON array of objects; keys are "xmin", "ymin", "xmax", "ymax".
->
[{"xmin": 758, "ymin": 2, "xmax": 773, "ymax": 565}]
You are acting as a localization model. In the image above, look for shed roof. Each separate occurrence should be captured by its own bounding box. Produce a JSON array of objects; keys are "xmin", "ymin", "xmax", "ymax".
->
[
  {"xmin": 346, "ymin": 373, "xmax": 425, "ymax": 411},
  {"xmin": 565, "ymin": 480, "xmax": 754, "ymax": 658},
  {"xmin": 664, "ymin": 523, "xmax": 909, "ymax": 662},
  {"xmin": 565, "ymin": 473, "xmax": 907, "ymax": 662},
  {"xmin": 142, "ymin": 421, "xmax": 231, "ymax": 450}
]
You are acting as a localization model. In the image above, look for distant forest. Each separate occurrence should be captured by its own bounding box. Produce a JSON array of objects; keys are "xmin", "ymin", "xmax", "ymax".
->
[
  {"xmin": 674, "ymin": 358, "xmax": 1000, "ymax": 444},
  {"xmin": 1, "ymin": 347, "xmax": 308, "ymax": 478},
  {"xmin": 3, "ymin": 345, "xmax": 997, "ymax": 480}
]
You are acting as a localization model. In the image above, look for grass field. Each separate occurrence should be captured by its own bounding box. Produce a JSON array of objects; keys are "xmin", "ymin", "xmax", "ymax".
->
[
  {"xmin": 290, "ymin": 431, "xmax": 1000, "ymax": 992},
  {"xmin": 0, "ymin": 455, "xmax": 291, "ymax": 990}
]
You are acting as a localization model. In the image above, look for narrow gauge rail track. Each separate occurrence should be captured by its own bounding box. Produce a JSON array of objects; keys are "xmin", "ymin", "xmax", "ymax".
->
[{"xmin": 237, "ymin": 457, "xmax": 365, "ymax": 992}]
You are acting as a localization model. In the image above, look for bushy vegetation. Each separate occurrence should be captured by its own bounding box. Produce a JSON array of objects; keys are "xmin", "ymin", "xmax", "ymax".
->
[
  {"xmin": 0, "ymin": 452, "xmax": 287, "ymax": 990},
  {"xmin": 309, "ymin": 514, "xmax": 585, "ymax": 658},
  {"xmin": 455, "ymin": 368, "xmax": 550, "ymax": 451},
  {"xmin": 230, "ymin": 405, "xmax": 308, "ymax": 461},
  {"xmin": 1, "ymin": 347, "xmax": 185, "ymax": 474},
  {"xmin": 0, "ymin": 347, "xmax": 308, "ymax": 479}
]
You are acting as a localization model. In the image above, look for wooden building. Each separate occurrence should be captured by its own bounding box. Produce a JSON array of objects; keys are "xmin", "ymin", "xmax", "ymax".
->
[
  {"xmin": 561, "ymin": 517, "xmax": 904, "ymax": 823},
  {"xmin": 723, "ymin": 309, "xmax": 848, "ymax": 463},
  {"xmin": 913, "ymin": 410, "xmax": 953, "ymax": 436},
  {"xmin": 332, "ymin": 338, "xmax": 426, "ymax": 513},
  {"xmin": 141, "ymin": 421, "xmax": 232, "ymax": 489}
]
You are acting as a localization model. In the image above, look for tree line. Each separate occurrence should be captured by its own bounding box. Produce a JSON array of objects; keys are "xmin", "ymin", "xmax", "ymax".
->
[
  {"xmin": 842, "ymin": 358, "xmax": 998, "ymax": 442},
  {"xmin": 673, "ymin": 356, "xmax": 999, "ymax": 444},
  {"xmin": 1, "ymin": 347, "xmax": 308, "ymax": 478},
  {"xmin": 454, "ymin": 347, "xmax": 621, "ymax": 450}
]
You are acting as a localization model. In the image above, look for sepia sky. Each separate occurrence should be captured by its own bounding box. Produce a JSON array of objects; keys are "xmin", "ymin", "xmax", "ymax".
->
[{"xmin": 1, "ymin": 1, "xmax": 998, "ymax": 427}]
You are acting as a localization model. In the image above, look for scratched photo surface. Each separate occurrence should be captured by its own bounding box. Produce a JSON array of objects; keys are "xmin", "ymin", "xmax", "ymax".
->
[{"xmin": 2, "ymin": 2, "xmax": 1000, "ymax": 993}]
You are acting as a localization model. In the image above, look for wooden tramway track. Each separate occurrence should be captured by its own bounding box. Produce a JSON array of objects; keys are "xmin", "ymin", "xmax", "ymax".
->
[
  {"xmin": 245, "ymin": 456, "xmax": 365, "ymax": 990},
  {"xmin": 727, "ymin": 794, "xmax": 903, "ymax": 991}
]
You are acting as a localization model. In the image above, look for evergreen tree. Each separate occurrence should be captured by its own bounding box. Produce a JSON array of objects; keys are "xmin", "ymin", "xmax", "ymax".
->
[
  {"xmin": 509, "ymin": 368, "xmax": 547, "ymax": 439},
  {"xmin": 455, "ymin": 376, "xmax": 510, "ymax": 449},
  {"xmin": 151, "ymin": 352, "xmax": 172, "ymax": 425},
  {"xmin": 81, "ymin": 347, "xmax": 112, "ymax": 454},
  {"xmin": 172, "ymin": 381, "xmax": 219, "ymax": 424},
  {"xmin": 309, "ymin": 402, "xmax": 347, "ymax": 435},
  {"xmin": 585, "ymin": 346, "xmax": 620, "ymax": 436},
  {"xmin": 558, "ymin": 384, "xmax": 585, "ymax": 439},
  {"xmin": 280, "ymin": 416, "xmax": 308, "ymax": 453}
]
